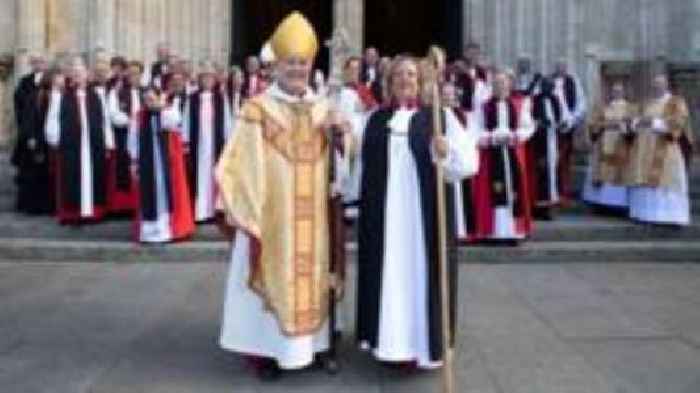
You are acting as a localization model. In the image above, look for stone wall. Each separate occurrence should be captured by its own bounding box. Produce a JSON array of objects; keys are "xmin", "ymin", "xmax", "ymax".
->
[
  {"xmin": 463, "ymin": 0, "xmax": 700, "ymax": 102},
  {"xmin": 3, "ymin": 0, "xmax": 700, "ymax": 147},
  {"xmin": 10, "ymin": 0, "xmax": 231, "ymax": 75}
]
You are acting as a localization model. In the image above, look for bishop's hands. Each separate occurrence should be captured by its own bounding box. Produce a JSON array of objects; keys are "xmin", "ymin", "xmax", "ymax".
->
[{"xmin": 323, "ymin": 109, "xmax": 353, "ymax": 153}]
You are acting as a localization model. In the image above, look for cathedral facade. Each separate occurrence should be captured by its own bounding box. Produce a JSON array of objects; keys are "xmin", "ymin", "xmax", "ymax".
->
[{"xmin": 1, "ymin": 0, "xmax": 699, "ymax": 143}]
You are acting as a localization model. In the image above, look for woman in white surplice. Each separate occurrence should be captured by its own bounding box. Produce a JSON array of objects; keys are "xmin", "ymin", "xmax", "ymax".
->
[{"xmin": 356, "ymin": 57, "xmax": 479, "ymax": 370}]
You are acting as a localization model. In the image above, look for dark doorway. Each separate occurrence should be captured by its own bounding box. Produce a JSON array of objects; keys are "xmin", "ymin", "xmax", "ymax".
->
[
  {"xmin": 231, "ymin": 0, "xmax": 333, "ymax": 71},
  {"xmin": 364, "ymin": 0, "xmax": 463, "ymax": 60}
]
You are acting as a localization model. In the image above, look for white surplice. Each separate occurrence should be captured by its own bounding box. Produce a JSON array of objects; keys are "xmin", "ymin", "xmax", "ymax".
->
[
  {"xmin": 582, "ymin": 166, "xmax": 629, "ymax": 208},
  {"xmin": 368, "ymin": 108, "xmax": 478, "ymax": 369},
  {"xmin": 337, "ymin": 86, "xmax": 373, "ymax": 216}
]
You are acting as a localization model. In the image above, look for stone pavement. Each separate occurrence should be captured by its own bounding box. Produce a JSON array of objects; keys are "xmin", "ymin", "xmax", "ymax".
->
[{"xmin": 1, "ymin": 261, "xmax": 700, "ymax": 393}]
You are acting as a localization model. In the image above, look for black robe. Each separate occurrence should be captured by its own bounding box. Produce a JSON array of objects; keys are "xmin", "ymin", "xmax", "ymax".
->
[
  {"xmin": 11, "ymin": 83, "xmax": 54, "ymax": 214},
  {"xmin": 112, "ymin": 85, "xmax": 142, "ymax": 192},
  {"xmin": 457, "ymin": 66, "xmax": 488, "ymax": 111},
  {"xmin": 356, "ymin": 107, "xmax": 458, "ymax": 362},
  {"xmin": 57, "ymin": 88, "xmax": 107, "ymax": 210},
  {"xmin": 531, "ymin": 93, "xmax": 563, "ymax": 204},
  {"xmin": 138, "ymin": 111, "xmax": 173, "ymax": 220}
]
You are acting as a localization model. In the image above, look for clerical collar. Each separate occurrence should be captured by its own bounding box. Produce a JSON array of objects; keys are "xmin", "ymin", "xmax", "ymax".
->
[{"xmin": 268, "ymin": 83, "xmax": 316, "ymax": 104}]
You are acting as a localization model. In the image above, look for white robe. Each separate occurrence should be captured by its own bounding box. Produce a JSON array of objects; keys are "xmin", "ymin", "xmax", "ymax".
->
[
  {"xmin": 219, "ymin": 85, "xmax": 350, "ymax": 370},
  {"xmin": 582, "ymin": 167, "xmax": 629, "ymax": 208},
  {"xmin": 477, "ymin": 99, "xmax": 535, "ymax": 239},
  {"xmin": 94, "ymin": 86, "xmax": 115, "ymax": 151},
  {"xmin": 629, "ymin": 94, "xmax": 690, "ymax": 225},
  {"xmin": 337, "ymin": 86, "xmax": 373, "ymax": 217},
  {"xmin": 369, "ymin": 108, "xmax": 478, "ymax": 369}
]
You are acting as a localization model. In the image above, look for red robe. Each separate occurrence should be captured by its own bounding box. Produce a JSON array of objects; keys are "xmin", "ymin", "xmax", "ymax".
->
[
  {"xmin": 472, "ymin": 96, "xmax": 533, "ymax": 239},
  {"xmin": 107, "ymin": 85, "xmax": 140, "ymax": 214}
]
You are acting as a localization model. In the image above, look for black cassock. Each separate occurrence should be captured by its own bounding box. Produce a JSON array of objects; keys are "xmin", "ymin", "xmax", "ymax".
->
[
  {"xmin": 55, "ymin": 88, "xmax": 107, "ymax": 221},
  {"xmin": 11, "ymin": 73, "xmax": 54, "ymax": 214},
  {"xmin": 356, "ymin": 107, "xmax": 458, "ymax": 363}
]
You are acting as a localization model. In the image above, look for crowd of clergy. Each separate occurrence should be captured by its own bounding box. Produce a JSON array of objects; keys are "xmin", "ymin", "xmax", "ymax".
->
[
  {"xmin": 10, "ymin": 38, "xmax": 694, "ymax": 246},
  {"xmin": 7, "ymin": 11, "xmax": 695, "ymax": 381}
]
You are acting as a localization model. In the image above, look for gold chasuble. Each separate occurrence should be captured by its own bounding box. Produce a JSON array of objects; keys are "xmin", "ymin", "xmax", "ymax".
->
[
  {"xmin": 216, "ymin": 91, "xmax": 337, "ymax": 337},
  {"xmin": 628, "ymin": 96, "xmax": 693, "ymax": 190},
  {"xmin": 587, "ymin": 100, "xmax": 638, "ymax": 185}
]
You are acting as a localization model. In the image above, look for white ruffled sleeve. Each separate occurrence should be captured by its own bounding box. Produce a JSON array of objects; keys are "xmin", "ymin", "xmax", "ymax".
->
[
  {"xmin": 436, "ymin": 108, "xmax": 480, "ymax": 183},
  {"xmin": 44, "ymin": 91, "xmax": 62, "ymax": 147}
]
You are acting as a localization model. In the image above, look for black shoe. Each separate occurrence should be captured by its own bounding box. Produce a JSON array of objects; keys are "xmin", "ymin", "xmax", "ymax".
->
[
  {"xmin": 314, "ymin": 353, "xmax": 341, "ymax": 375},
  {"xmin": 256, "ymin": 360, "xmax": 282, "ymax": 382}
]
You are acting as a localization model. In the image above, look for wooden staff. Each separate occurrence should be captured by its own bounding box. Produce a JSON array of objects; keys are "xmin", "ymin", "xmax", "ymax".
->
[
  {"xmin": 432, "ymin": 82, "xmax": 455, "ymax": 393},
  {"xmin": 325, "ymin": 123, "xmax": 345, "ymax": 374}
]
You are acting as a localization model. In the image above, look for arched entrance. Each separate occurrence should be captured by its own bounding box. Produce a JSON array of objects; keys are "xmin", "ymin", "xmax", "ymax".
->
[
  {"xmin": 364, "ymin": 0, "xmax": 463, "ymax": 59},
  {"xmin": 231, "ymin": 0, "xmax": 333, "ymax": 70}
]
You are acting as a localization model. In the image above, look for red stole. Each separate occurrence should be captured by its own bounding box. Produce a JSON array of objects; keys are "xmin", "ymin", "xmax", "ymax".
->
[{"xmin": 472, "ymin": 96, "xmax": 533, "ymax": 238}]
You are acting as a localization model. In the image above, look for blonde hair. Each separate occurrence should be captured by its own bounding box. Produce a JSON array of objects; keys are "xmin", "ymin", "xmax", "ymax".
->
[{"xmin": 384, "ymin": 55, "xmax": 426, "ymax": 104}]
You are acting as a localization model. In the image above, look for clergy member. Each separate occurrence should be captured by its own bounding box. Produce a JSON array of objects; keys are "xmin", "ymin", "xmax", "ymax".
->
[
  {"xmin": 583, "ymin": 81, "xmax": 636, "ymax": 213},
  {"xmin": 628, "ymin": 74, "xmax": 693, "ymax": 226},
  {"xmin": 472, "ymin": 71, "xmax": 535, "ymax": 243},
  {"xmin": 443, "ymin": 81, "xmax": 480, "ymax": 242},
  {"xmin": 183, "ymin": 61, "xmax": 228, "ymax": 223},
  {"xmin": 456, "ymin": 42, "xmax": 490, "ymax": 114},
  {"xmin": 217, "ymin": 11, "xmax": 353, "ymax": 379},
  {"xmin": 551, "ymin": 58, "xmax": 587, "ymax": 204},
  {"xmin": 528, "ymin": 77, "xmax": 565, "ymax": 219},
  {"xmin": 356, "ymin": 56, "xmax": 479, "ymax": 369},
  {"xmin": 360, "ymin": 47, "xmax": 380, "ymax": 86},
  {"xmin": 149, "ymin": 43, "xmax": 170, "ymax": 89},
  {"xmin": 107, "ymin": 61, "xmax": 143, "ymax": 214},
  {"xmin": 12, "ymin": 55, "xmax": 52, "ymax": 214},
  {"xmin": 338, "ymin": 56, "xmax": 378, "ymax": 219},
  {"xmin": 45, "ymin": 57, "xmax": 108, "ymax": 225},
  {"xmin": 514, "ymin": 55, "xmax": 542, "ymax": 96},
  {"xmin": 131, "ymin": 87, "xmax": 194, "ymax": 243},
  {"xmin": 242, "ymin": 56, "xmax": 264, "ymax": 98}
]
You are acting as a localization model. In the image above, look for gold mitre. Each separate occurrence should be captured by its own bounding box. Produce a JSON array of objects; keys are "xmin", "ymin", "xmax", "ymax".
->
[{"xmin": 270, "ymin": 11, "xmax": 318, "ymax": 60}]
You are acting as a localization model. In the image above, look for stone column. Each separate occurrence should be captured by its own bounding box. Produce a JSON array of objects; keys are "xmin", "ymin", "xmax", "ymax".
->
[
  {"xmin": 15, "ymin": 0, "xmax": 46, "ymax": 77},
  {"xmin": 143, "ymin": 0, "xmax": 167, "ymax": 66},
  {"xmin": 540, "ymin": 0, "xmax": 550, "ymax": 72},
  {"xmin": 466, "ymin": 0, "xmax": 487, "ymax": 46},
  {"xmin": 584, "ymin": 43, "xmax": 602, "ymax": 106},
  {"xmin": 45, "ymin": 0, "xmax": 83, "ymax": 56},
  {"xmin": 90, "ymin": 0, "xmax": 117, "ymax": 58},
  {"xmin": 334, "ymin": 0, "xmax": 363, "ymax": 55}
]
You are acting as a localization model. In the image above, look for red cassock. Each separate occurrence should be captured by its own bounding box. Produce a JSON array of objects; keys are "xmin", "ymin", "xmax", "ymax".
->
[
  {"xmin": 105, "ymin": 150, "xmax": 138, "ymax": 214},
  {"xmin": 132, "ymin": 109, "xmax": 194, "ymax": 243},
  {"xmin": 471, "ymin": 96, "xmax": 533, "ymax": 240},
  {"xmin": 106, "ymin": 86, "xmax": 141, "ymax": 215}
]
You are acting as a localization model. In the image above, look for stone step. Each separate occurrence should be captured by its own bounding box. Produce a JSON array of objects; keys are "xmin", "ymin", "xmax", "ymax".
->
[
  {"xmin": 0, "ymin": 239, "xmax": 697, "ymax": 264},
  {"xmin": 1, "ymin": 212, "xmax": 699, "ymax": 243}
]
